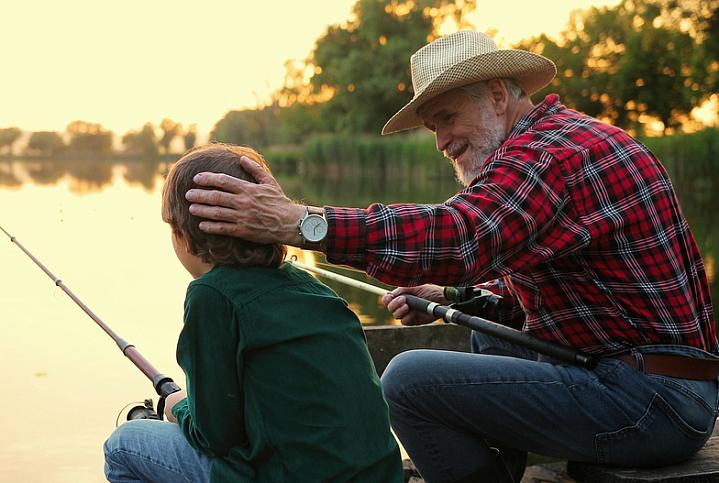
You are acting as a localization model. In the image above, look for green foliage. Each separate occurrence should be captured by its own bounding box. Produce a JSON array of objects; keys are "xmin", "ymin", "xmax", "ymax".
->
[
  {"xmin": 27, "ymin": 131, "xmax": 65, "ymax": 156},
  {"xmin": 290, "ymin": 131, "xmax": 446, "ymax": 179},
  {"xmin": 517, "ymin": 0, "xmax": 717, "ymax": 133},
  {"xmin": 210, "ymin": 107, "xmax": 280, "ymax": 149},
  {"xmin": 640, "ymin": 127, "xmax": 719, "ymax": 183},
  {"xmin": 295, "ymin": 0, "xmax": 476, "ymax": 134},
  {"xmin": 207, "ymin": 0, "xmax": 716, "ymax": 149},
  {"xmin": 0, "ymin": 127, "xmax": 22, "ymax": 155},
  {"xmin": 276, "ymin": 103, "xmax": 325, "ymax": 144},
  {"xmin": 66, "ymin": 121, "xmax": 113, "ymax": 154},
  {"xmin": 122, "ymin": 123, "xmax": 159, "ymax": 159}
]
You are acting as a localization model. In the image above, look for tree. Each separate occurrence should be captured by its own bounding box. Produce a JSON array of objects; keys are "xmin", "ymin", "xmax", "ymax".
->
[
  {"xmin": 122, "ymin": 123, "xmax": 159, "ymax": 158},
  {"xmin": 159, "ymin": 119, "xmax": 181, "ymax": 154},
  {"xmin": 0, "ymin": 127, "xmax": 22, "ymax": 155},
  {"xmin": 280, "ymin": 0, "xmax": 477, "ymax": 134},
  {"xmin": 515, "ymin": 0, "xmax": 713, "ymax": 133},
  {"xmin": 184, "ymin": 124, "xmax": 197, "ymax": 151},
  {"xmin": 27, "ymin": 131, "xmax": 65, "ymax": 156},
  {"xmin": 66, "ymin": 121, "xmax": 113, "ymax": 154},
  {"xmin": 210, "ymin": 108, "xmax": 279, "ymax": 148}
]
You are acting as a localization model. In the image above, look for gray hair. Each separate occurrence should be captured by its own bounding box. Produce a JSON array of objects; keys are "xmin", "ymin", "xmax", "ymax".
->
[{"xmin": 460, "ymin": 78, "xmax": 526, "ymax": 102}]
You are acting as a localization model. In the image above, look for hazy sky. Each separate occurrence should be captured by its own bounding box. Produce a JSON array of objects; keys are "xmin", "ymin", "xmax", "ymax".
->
[{"xmin": 2, "ymin": 0, "xmax": 621, "ymax": 137}]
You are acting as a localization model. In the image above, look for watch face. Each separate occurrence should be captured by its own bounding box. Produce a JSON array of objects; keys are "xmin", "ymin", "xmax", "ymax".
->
[{"xmin": 301, "ymin": 214, "xmax": 328, "ymax": 243}]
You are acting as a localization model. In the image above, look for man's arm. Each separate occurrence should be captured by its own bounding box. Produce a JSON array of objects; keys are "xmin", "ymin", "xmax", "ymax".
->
[{"xmin": 187, "ymin": 151, "xmax": 578, "ymax": 288}]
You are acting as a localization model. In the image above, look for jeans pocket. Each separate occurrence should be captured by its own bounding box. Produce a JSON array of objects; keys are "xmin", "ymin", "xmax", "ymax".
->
[{"xmin": 595, "ymin": 393, "xmax": 710, "ymax": 467}]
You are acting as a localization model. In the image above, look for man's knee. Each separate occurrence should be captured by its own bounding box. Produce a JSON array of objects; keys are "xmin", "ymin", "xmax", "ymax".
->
[{"xmin": 381, "ymin": 350, "xmax": 435, "ymax": 407}]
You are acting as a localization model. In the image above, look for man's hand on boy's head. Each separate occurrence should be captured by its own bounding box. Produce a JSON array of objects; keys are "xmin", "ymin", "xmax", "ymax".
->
[{"xmin": 185, "ymin": 156, "xmax": 306, "ymax": 247}]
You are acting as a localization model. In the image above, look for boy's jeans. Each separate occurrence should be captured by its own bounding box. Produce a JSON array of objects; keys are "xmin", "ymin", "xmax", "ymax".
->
[
  {"xmin": 381, "ymin": 332, "xmax": 719, "ymax": 483},
  {"xmin": 104, "ymin": 419, "xmax": 213, "ymax": 483}
]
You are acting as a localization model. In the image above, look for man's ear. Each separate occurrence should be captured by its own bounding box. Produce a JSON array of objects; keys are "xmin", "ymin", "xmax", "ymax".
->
[{"xmin": 487, "ymin": 79, "xmax": 508, "ymax": 116}]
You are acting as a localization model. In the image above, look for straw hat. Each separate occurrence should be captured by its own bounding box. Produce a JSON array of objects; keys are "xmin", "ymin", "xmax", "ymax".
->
[{"xmin": 382, "ymin": 30, "xmax": 556, "ymax": 135}]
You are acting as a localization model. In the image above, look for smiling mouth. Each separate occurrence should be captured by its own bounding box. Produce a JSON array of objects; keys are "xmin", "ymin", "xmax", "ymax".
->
[{"xmin": 446, "ymin": 143, "xmax": 468, "ymax": 162}]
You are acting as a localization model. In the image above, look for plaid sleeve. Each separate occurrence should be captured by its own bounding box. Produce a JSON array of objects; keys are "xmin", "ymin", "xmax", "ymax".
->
[{"xmin": 325, "ymin": 148, "xmax": 585, "ymax": 287}]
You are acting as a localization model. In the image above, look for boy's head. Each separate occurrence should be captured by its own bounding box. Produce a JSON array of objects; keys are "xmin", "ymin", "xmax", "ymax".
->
[{"xmin": 162, "ymin": 143, "xmax": 287, "ymax": 272}]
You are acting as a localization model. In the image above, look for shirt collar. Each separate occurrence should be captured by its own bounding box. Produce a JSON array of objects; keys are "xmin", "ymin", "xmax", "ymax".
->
[{"xmin": 506, "ymin": 94, "xmax": 562, "ymax": 140}]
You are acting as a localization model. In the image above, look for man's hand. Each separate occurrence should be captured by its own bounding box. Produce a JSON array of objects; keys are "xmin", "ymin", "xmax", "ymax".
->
[
  {"xmin": 382, "ymin": 284, "xmax": 448, "ymax": 326},
  {"xmin": 185, "ymin": 156, "xmax": 307, "ymax": 246},
  {"xmin": 163, "ymin": 389, "xmax": 187, "ymax": 423}
]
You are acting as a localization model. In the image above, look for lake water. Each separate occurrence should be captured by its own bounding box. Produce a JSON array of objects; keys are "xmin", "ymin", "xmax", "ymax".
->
[{"xmin": 0, "ymin": 158, "xmax": 716, "ymax": 482}]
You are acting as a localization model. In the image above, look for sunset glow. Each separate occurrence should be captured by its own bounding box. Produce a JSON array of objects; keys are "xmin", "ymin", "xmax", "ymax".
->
[{"xmin": 2, "ymin": 0, "xmax": 626, "ymax": 139}]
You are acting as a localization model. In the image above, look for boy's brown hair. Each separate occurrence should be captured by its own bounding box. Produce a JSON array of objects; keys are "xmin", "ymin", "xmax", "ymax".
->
[{"xmin": 162, "ymin": 143, "xmax": 286, "ymax": 268}]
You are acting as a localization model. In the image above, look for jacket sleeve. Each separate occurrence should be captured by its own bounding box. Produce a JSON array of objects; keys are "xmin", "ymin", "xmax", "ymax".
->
[{"xmin": 172, "ymin": 283, "xmax": 248, "ymax": 456}]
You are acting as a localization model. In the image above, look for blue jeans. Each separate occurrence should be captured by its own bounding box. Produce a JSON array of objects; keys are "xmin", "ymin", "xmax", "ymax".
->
[
  {"xmin": 104, "ymin": 419, "xmax": 213, "ymax": 483},
  {"xmin": 381, "ymin": 332, "xmax": 719, "ymax": 483}
]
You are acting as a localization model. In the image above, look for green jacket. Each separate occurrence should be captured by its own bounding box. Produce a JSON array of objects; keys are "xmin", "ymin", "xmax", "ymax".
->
[{"xmin": 172, "ymin": 263, "xmax": 402, "ymax": 482}]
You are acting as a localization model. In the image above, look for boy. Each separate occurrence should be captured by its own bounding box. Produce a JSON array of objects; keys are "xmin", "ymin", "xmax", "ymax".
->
[{"xmin": 103, "ymin": 144, "xmax": 403, "ymax": 483}]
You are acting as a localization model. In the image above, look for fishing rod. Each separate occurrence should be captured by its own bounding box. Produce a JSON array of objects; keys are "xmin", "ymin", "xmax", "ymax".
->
[
  {"xmin": 1, "ymin": 225, "xmax": 180, "ymax": 419},
  {"xmin": 289, "ymin": 258, "xmax": 596, "ymax": 369}
]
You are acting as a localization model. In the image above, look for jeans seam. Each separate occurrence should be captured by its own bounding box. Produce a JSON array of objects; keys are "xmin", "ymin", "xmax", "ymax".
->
[
  {"xmin": 594, "ymin": 392, "xmax": 709, "ymax": 465},
  {"xmin": 407, "ymin": 386, "xmax": 459, "ymax": 482},
  {"xmin": 408, "ymin": 380, "xmax": 567, "ymax": 389},
  {"xmin": 109, "ymin": 448, "xmax": 193, "ymax": 483},
  {"xmin": 594, "ymin": 393, "xmax": 661, "ymax": 464},
  {"xmin": 648, "ymin": 374, "xmax": 716, "ymax": 413},
  {"xmin": 654, "ymin": 393, "xmax": 711, "ymax": 440}
]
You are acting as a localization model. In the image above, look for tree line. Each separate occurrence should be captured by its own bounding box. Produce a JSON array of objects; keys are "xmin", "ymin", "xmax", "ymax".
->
[
  {"xmin": 1, "ymin": 0, "xmax": 716, "ymax": 159},
  {"xmin": 212, "ymin": 0, "xmax": 717, "ymax": 148},
  {"xmin": 0, "ymin": 120, "xmax": 197, "ymax": 158}
]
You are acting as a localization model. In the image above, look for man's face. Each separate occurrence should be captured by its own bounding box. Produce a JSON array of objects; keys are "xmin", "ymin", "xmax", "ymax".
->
[{"xmin": 420, "ymin": 88, "xmax": 505, "ymax": 186}]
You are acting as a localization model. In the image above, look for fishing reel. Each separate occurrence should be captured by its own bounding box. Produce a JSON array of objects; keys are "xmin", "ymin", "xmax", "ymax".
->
[
  {"xmin": 444, "ymin": 286, "xmax": 504, "ymax": 320},
  {"xmin": 115, "ymin": 398, "xmax": 160, "ymax": 426},
  {"xmin": 122, "ymin": 376, "xmax": 182, "ymax": 423},
  {"xmin": 126, "ymin": 399, "xmax": 160, "ymax": 420}
]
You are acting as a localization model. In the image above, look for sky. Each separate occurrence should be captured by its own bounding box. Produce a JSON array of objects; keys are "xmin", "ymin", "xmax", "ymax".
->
[{"xmin": 1, "ymin": 0, "xmax": 623, "ymax": 138}]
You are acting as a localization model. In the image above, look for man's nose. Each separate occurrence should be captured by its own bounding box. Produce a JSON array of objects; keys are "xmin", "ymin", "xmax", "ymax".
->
[{"xmin": 435, "ymin": 128, "xmax": 451, "ymax": 153}]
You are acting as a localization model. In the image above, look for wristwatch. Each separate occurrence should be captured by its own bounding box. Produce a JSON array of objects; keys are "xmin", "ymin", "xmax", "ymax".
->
[{"xmin": 297, "ymin": 207, "xmax": 328, "ymax": 247}]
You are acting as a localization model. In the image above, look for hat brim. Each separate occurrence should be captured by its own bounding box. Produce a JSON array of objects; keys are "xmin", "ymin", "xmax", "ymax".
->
[{"xmin": 381, "ymin": 50, "xmax": 556, "ymax": 135}]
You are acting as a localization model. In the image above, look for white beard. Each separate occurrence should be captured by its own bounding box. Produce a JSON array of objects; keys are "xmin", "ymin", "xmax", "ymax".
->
[{"xmin": 452, "ymin": 113, "xmax": 506, "ymax": 187}]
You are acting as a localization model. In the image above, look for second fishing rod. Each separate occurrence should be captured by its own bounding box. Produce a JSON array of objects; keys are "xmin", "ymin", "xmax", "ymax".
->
[
  {"xmin": 289, "ymin": 258, "xmax": 596, "ymax": 369},
  {"xmin": 2, "ymin": 225, "xmax": 180, "ymax": 420}
]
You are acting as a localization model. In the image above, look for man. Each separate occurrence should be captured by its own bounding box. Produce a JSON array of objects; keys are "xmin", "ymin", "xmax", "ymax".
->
[{"xmin": 186, "ymin": 31, "xmax": 718, "ymax": 483}]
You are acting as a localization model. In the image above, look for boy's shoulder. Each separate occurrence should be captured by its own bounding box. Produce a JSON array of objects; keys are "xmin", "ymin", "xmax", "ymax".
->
[{"xmin": 189, "ymin": 262, "xmax": 336, "ymax": 304}]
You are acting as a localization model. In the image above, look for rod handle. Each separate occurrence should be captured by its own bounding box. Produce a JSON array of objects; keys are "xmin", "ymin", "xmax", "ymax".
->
[
  {"xmin": 403, "ymin": 294, "xmax": 596, "ymax": 369},
  {"xmin": 152, "ymin": 374, "xmax": 182, "ymax": 398}
]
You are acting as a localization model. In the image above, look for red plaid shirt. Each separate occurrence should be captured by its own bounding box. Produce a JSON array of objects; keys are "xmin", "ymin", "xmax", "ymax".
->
[{"xmin": 324, "ymin": 95, "xmax": 717, "ymax": 355}]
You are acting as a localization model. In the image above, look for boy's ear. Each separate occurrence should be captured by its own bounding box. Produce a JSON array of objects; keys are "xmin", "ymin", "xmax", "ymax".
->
[{"xmin": 173, "ymin": 229, "xmax": 193, "ymax": 253}]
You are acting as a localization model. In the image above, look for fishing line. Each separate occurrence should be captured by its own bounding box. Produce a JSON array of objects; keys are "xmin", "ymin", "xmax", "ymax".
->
[
  {"xmin": 1, "ymin": 225, "xmax": 181, "ymax": 417},
  {"xmin": 287, "ymin": 256, "xmax": 596, "ymax": 368}
]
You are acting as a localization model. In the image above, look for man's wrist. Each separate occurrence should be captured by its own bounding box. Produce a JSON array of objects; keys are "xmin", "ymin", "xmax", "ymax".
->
[
  {"xmin": 306, "ymin": 206, "xmax": 325, "ymax": 216},
  {"xmin": 297, "ymin": 205, "xmax": 328, "ymax": 251}
]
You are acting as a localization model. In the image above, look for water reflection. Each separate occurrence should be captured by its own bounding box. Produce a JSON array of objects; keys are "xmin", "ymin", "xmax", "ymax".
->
[
  {"xmin": 0, "ymin": 156, "xmax": 717, "ymax": 483},
  {"xmin": 0, "ymin": 160, "xmax": 21, "ymax": 187},
  {"xmin": 1, "ymin": 157, "xmax": 716, "ymax": 307},
  {"xmin": 4, "ymin": 159, "xmax": 168, "ymax": 194}
]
